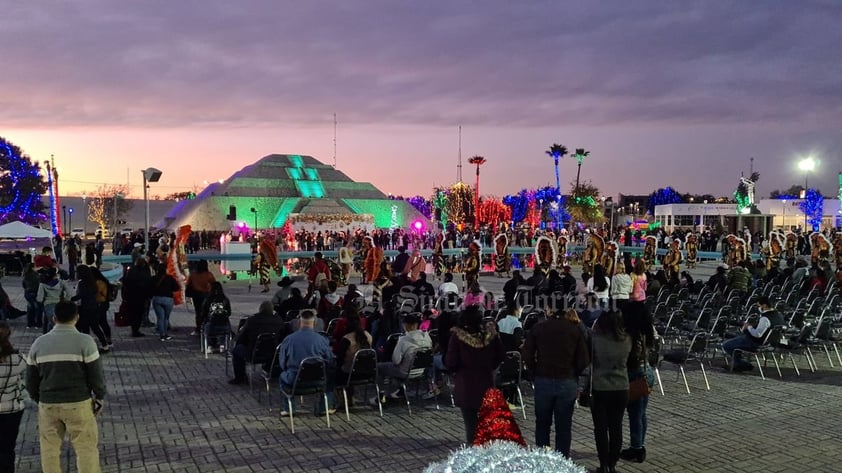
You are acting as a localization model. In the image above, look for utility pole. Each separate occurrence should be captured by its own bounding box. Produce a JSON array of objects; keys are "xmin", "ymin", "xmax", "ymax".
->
[
  {"xmin": 333, "ymin": 112, "xmax": 337, "ymax": 168},
  {"xmin": 457, "ymin": 126, "xmax": 463, "ymax": 183}
]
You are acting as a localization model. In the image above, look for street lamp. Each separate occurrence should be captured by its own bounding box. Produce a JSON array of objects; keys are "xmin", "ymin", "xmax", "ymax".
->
[
  {"xmin": 82, "ymin": 193, "xmax": 87, "ymax": 238},
  {"xmin": 798, "ymin": 157, "xmax": 816, "ymax": 191},
  {"xmin": 250, "ymin": 207, "xmax": 258, "ymax": 234},
  {"xmin": 62, "ymin": 205, "xmax": 67, "ymax": 236},
  {"xmin": 68, "ymin": 208, "xmax": 74, "ymax": 235},
  {"xmin": 142, "ymin": 167, "xmax": 163, "ymax": 251}
]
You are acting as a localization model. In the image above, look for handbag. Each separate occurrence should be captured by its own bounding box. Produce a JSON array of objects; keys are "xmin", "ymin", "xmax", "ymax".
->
[
  {"xmin": 628, "ymin": 335, "xmax": 652, "ymax": 403},
  {"xmin": 114, "ymin": 300, "xmax": 130, "ymax": 327}
]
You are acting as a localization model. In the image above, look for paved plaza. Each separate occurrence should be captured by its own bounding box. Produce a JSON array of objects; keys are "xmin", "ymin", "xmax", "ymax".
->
[{"xmin": 6, "ymin": 263, "xmax": 842, "ymax": 472}]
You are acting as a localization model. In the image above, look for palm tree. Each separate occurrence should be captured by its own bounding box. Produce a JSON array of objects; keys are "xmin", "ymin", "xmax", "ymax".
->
[
  {"xmin": 468, "ymin": 155, "xmax": 487, "ymax": 229},
  {"xmin": 545, "ymin": 144, "xmax": 567, "ymax": 194},
  {"xmin": 572, "ymin": 148, "xmax": 590, "ymax": 197}
]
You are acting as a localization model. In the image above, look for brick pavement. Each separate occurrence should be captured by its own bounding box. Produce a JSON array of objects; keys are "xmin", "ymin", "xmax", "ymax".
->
[{"xmin": 6, "ymin": 264, "xmax": 842, "ymax": 472}]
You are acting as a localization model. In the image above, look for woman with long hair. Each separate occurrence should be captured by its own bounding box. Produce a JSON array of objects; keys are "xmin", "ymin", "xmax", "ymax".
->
[
  {"xmin": 611, "ymin": 263, "xmax": 632, "ymax": 312},
  {"xmin": 151, "ymin": 261, "xmax": 180, "ymax": 341},
  {"xmin": 445, "ymin": 305, "xmax": 505, "ymax": 444},
  {"xmin": 620, "ymin": 298, "xmax": 656, "ymax": 464},
  {"xmin": 0, "ymin": 322, "xmax": 26, "ymax": 472},
  {"xmin": 334, "ymin": 311, "xmax": 372, "ymax": 405},
  {"xmin": 90, "ymin": 267, "xmax": 113, "ymax": 349},
  {"xmin": 201, "ymin": 281, "xmax": 232, "ymax": 352},
  {"xmin": 590, "ymin": 310, "xmax": 632, "ymax": 473},
  {"xmin": 588, "ymin": 264, "xmax": 611, "ymax": 308},
  {"xmin": 186, "ymin": 259, "xmax": 216, "ymax": 335},
  {"xmin": 72, "ymin": 265, "xmax": 109, "ymax": 352}
]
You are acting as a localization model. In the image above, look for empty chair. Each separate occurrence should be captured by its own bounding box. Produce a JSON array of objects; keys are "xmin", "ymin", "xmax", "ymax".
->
[
  {"xmin": 495, "ymin": 351, "xmax": 527, "ymax": 419},
  {"xmin": 660, "ymin": 333, "xmax": 710, "ymax": 393},
  {"xmin": 396, "ymin": 349, "xmax": 437, "ymax": 416}
]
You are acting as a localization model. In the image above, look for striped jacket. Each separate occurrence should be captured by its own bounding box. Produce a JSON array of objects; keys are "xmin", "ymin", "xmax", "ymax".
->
[
  {"xmin": 0, "ymin": 352, "xmax": 27, "ymax": 413},
  {"xmin": 26, "ymin": 325, "xmax": 106, "ymax": 404}
]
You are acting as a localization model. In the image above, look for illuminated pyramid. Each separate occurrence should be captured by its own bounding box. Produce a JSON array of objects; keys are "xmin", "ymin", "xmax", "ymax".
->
[{"xmin": 158, "ymin": 154, "xmax": 429, "ymax": 231}]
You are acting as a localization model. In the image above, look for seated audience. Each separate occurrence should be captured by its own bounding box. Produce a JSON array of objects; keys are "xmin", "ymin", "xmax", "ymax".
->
[{"xmin": 229, "ymin": 301, "xmax": 285, "ymax": 385}]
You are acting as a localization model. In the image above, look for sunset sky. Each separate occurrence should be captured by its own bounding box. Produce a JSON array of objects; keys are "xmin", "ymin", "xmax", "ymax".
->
[{"xmin": 2, "ymin": 1, "xmax": 840, "ymax": 201}]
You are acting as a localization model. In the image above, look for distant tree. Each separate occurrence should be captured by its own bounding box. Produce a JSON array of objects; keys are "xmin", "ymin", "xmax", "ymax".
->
[
  {"xmin": 0, "ymin": 136, "xmax": 48, "ymax": 225},
  {"xmin": 646, "ymin": 187, "xmax": 685, "ymax": 215},
  {"xmin": 88, "ymin": 185, "xmax": 133, "ymax": 232},
  {"xmin": 567, "ymin": 180, "xmax": 603, "ymax": 224},
  {"xmin": 769, "ymin": 184, "xmax": 806, "ymax": 199},
  {"xmin": 164, "ymin": 191, "xmax": 197, "ymax": 201}
]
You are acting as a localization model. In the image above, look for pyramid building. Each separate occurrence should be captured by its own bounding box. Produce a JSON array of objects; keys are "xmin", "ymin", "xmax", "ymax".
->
[{"xmin": 158, "ymin": 154, "xmax": 430, "ymax": 231}]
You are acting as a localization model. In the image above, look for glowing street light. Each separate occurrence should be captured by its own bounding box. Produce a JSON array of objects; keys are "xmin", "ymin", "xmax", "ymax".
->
[{"xmin": 798, "ymin": 157, "xmax": 816, "ymax": 190}]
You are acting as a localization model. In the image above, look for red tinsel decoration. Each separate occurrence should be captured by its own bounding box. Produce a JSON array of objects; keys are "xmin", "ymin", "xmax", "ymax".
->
[{"xmin": 472, "ymin": 388, "xmax": 527, "ymax": 447}]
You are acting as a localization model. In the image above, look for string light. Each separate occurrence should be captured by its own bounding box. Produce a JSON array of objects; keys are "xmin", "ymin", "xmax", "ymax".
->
[
  {"xmin": 0, "ymin": 138, "xmax": 47, "ymax": 225},
  {"xmin": 799, "ymin": 189, "xmax": 823, "ymax": 231}
]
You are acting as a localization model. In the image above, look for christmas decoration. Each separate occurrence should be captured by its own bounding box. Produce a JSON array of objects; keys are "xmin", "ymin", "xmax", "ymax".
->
[
  {"xmin": 447, "ymin": 182, "xmax": 474, "ymax": 227},
  {"xmin": 433, "ymin": 189, "xmax": 449, "ymax": 228},
  {"xmin": 472, "ymin": 388, "xmax": 526, "ymax": 447},
  {"xmin": 545, "ymin": 143, "xmax": 568, "ymax": 195},
  {"xmin": 389, "ymin": 204, "xmax": 398, "ymax": 230},
  {"xmin": 424, "ymin": 440, "xmax": 586, "ymax": 473},
  {"xmin": 647, "ymin": 187, "xmax": 685, "ymax": 215},
  {"xmin": 477, "ymin": 198, "xmax": 512, "ymax": 229},
  {"xmin": 0, "ymin": 137, "xmax": 48, "ymax": 226},
  {"xmin": 799, "ymin": 189, "xmax": 823, "ymax": 231}
]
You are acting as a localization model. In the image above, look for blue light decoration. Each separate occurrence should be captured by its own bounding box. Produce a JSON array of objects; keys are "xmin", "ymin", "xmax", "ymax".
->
[
  {"xmin": 503, "ymin": 189, "xmax": 530, "ymax": 224},
  {"xmin": 646, "ymin": 187, "xmax": 685, "ymax": 215},
  {"xmin": 45, "ymin": 160, "xmax": 58, "ymax": 235},
  {"xmin": 798, "ymin": 188, "xmax": 823, "ymax": 231},
  {"xmin": 0, "ymin": 137, "xmax": 47, "ymax": 226}
]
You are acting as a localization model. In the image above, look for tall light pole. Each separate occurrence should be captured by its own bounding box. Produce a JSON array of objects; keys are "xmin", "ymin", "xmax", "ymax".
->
[
  {"xmin": 81, "ymin": 194, "xmax": 87, "ymax": 238},
  {"xmin": 798, "ymin": 156, "xmax": 816, "ymax": 191},
  {"xmin": 468, "ymin": 155, "xmax": 487, "ymax": 230},
  {"xmin": 142, "ymin": 168, "xmax": 163, "ymax": 251},
  {"xmin": 250, "ymin": 207, "xmax": 258, "ymax": 234},
  {"xmin": 68, "ymin": 208, "xmax": 74, "ymax": 235},
  {"xmin": 113, "ymin": 192, "xmax": 124, "ymax": 237},
  {"xmin": 62, "ymin": 206, "xmax": 67, "ymax": 236}
]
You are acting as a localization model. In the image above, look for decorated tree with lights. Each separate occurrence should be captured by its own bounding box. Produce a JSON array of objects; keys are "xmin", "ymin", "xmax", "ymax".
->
[
  {"xmin": 87, "ymin": 184, "xmax": 133, "ymax": 233},
  {"xmin": 0, "ymin": 137, "xmax": 48, "ymax": 225},
  {"xmin": 447, "ymin": 182, "xmax": 474, "ymax": 228},
  {"xmin": 567, "ymin": 181, "xmax": 603, "ymax": 224},
  {"xmin": 646, "ymin": 186, "xmax": 686, "ymax": 215},
  {"xmin": 799, "ymin": 189, "xmax": 824, "ymax": 231},
  {"xmin": 432, "ymin": 189, "xmax": 449, "ymax": 228},
  {"xmin": 545, "ymin": 143, "xmax": 568, "ymax": 195},
  {"xmin": 478, "ymin": 197, "xmax": 512, "ymax": 229}
]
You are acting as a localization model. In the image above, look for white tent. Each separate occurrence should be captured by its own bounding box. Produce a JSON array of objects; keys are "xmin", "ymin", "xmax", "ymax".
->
[{"xmin": 0, "ymin": 221, "xmax": 54, "ymax": 239}]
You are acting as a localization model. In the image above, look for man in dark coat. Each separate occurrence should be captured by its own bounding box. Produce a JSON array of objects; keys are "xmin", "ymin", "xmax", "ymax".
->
[{"xmin": 229, "ymin": 301, "xmax": 286, "ymax": 384}]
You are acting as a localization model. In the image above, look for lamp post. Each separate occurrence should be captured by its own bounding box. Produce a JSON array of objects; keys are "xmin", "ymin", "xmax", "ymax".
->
[
  {"xmin": 142, "ymin": 168, "xmax": 163, "ymax": 251},
  {"xmin": 81, "ymin": 194, "xmax": 87, "ymax": 238},
  {"xmin": 62, "ymin": 206, "xmax": 67, "ymax": 236},
  {"xmin": 112, "ymin": 192, "xmax": 124, "ymax": 237},
  {"xmin": 798, "ymin": 156, "xmax": 816, "ymax": 191},
  {"xmin": 250, "ymin": 207, "xmax": 258, "ymax": 234},
  {"xmin": 782, "ymin": 198, "xmax": 787, "ymax": 230},
  {"xmin": 68, "ymin": 208, "xmax": 74, "ymax": 235},
  {"xmin": 468, "ymin": 156, "xmax": 487, "ymax": 230}
]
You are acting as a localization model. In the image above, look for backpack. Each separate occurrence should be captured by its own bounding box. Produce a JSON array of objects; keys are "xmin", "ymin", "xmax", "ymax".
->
[{"xmin": 208, "ymin": 301, "xmax": 229, "ymax": 326}]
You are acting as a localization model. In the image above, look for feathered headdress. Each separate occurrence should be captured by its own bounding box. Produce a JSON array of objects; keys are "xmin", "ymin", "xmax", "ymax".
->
[
  {"xmin": 494, "ymin": 233, "xmax": 509, "ymax": 252},
  {"xmin": 534, "ymin": 235, "xmax": 557, "ymax": 267}
]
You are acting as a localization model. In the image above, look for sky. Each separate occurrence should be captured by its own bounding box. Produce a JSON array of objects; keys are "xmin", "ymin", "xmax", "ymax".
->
[{"xmin": 1, "ymin": 1, "xmax": 841, "ymax": 201}]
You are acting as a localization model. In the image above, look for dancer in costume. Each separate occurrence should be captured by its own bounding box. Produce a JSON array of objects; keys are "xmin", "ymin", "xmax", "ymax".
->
[
  {"xmin": 663, "ymin": 239, "xmax": 682, "ymax": 282},
  {"xmin": 601, "ymin": 241, "xmax": 619, "ymax": 278},
  {"xmin": 362, "ymin": 236, "xmax": 383, "ymax": 284},
  {"xmin": 255, "ymin": 237, "xmax": 279, "ymax": 293},
  {"xmin": 810, "ymin": 232, "xmax": 833, "ymax": 266},
  {"xmin": 167, "ymin": 225, "xmax": 191, "ymax": 306},
  {"xmin": 834, "ymin": 233, "xmax": 842, "ymax": 270},
  {"xmin": 784, "ymin": 232, "xmax": 798, "ymax": 261},
  {"xmin": 582, "ymin": 232, "xmax": 605, "ymax": 275},
  {"xmin": 642, "ymin": 235, "xmax": 657, "ymax": 272},
  {"xmin": 463, "ymin": 240, "xmax": 481, "ymax": 289},
  {"xmin": 761, "ymin": 231, "xmax": 784, "ymax": 272},
  {"xmin": 556, "ymin": 234, "xmax": 568, "ymax": 268},
  {"xmin": 493, "ymin": 233, "xmax": 511, "ymax": 278},
  {"xmin": 684, "ymin": 233, "xmax": 699, "ymax": 269},
  {"xmin": 534, "ymin": 235, "xmax": 556, "ymax": 276},
  {"xmin": 338, "ymin": 236, "xmax": 354, "ymax": 284},
  {"xmin": 432, "ymin": 233, "xmax": 445, "ymax": 278},
  {"xmin": 725, "ymin": 234, "xmax": 748, "ymax": 268}
]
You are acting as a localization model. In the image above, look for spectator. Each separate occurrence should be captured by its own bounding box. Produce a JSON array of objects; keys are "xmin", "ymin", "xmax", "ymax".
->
[
  {"xmin": 229, "ymin": 301, "xmax": 285, "ymax": 385},
  {"xmin": 705, "ymin": 264, "xmax": 729, "ymax": 291},
  {"xmin": 412, "ymin": 272, "xmax": 436, "ymax": 299},
  {"xmin": 33, "ymin": 246, "xmax": 56, "ymax": 270},
  {"xmin": 22, "ymin": 264, "xmax": 42, "ymax": 329},
  {"xmin": 373, "ymin": 312, "xmax": 432, "ymax": 401},
  {"xmin": 27, "ymin": 301, "xmax": 106, "ymax": 473},
  {"xmin": 0, "ymin": 322, "xmax": 27, "ymax": 473},
  {"xmin": 611, "ymin": 263, "xmax": 632, "ymax": 311},
  {"xmin": 201, "ymin": 282, "xmax": 232, "ymax": 353},
  {"xmin": 278, "ymin": 310, "xmax": 335, "ymax": 416},
  {"xmin": 404, "ymin": 248, "xmax": 426, "ymax": 282},
  {"xmin": 334, "ymin": 311, "xmax": 373, "ymax": 405},
  {"xmin": 36, "ymin": 268, "xmax": 70, "ymax": 334},
  {"xmin": 621, "ymin": 292, "xmax": 656, "ymax": 464},
  {"xmin": 89, "ymin": 268, "xmax": 113, "ymax": 351},
  {"xmin": 122, "ymin": 257, "xmax": 153, "ymax": 337},
  {"xmin": 727, "ymin": 261, "xmax": 752, "ymax": 292},
  {"xmin": 446, "ymin": 306, "xmax": 505, "ymax": 443},
  {"xmin": 590, "ymin": 310, "xmax": 632, "ymax": 473},
  {"xmin": 503, "ymin": 270, "xmax": 525, "ymax": 308},
  {"xmin": 317, "ymin": 280, "xmax": 343, "ymax": 323},
  {"xmin": 392, "ymin": 246, "xmax": 410, "ymax": 277},
  {"xmin": 722, "ymin": 296, "xmax": 784, "ymax": 371},
  {"xmin": 271, "ymin": 277, "xmax": 295, "ymax": 308},
  {"xmin": 277, "ymin": 288, "xmax": 307, "ymax": 317},
  {"xmin": 523, "ymin": 307, "xmax": 589, "ymax": 457},
  {"xmin": 71, "ymin": 266, "xmax": 109, "ymax": 352},
  {"xmin": 306, "ymin": 252, "xmax": 331, "ymax": 294},
  {"xmin": 462, "ymin": 282, "xmax": 487, "ymax": 309},
  {"xmin": 186, "ymin": 259, "xmax": 216, "ymax": 336},
  {"xmin": 559, "ymin": 265, "xmax": 577, "ymax": 295},
  {"xmin": 587, "ymin": 264, "xmax": 611, "ymax": 308},
  {"xmin": 437, "ymin": 272, "xmax": 459, "ymax": 297},
  {"xmin": 150, "ymin": 262, "xmax": 179, "ymax": 341}
]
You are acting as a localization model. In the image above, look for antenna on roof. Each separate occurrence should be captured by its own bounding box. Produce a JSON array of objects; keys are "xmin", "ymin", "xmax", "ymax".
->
[
  {"xmin": 457, "ymin": 125, "xmax": 463, "ymax": 183},
  {"xmin": 333, "ymin": 113, "xmax": 337, "ymax": 168}
]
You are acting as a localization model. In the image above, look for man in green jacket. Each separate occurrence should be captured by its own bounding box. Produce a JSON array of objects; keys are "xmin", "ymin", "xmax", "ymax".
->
[
  {"xmin": 27, "ymin": 300, "xmax": 106, "ymax": 473},
  {"xmin": 727, "ymin": 261, "xmax": 752, "ymax": 292}
]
